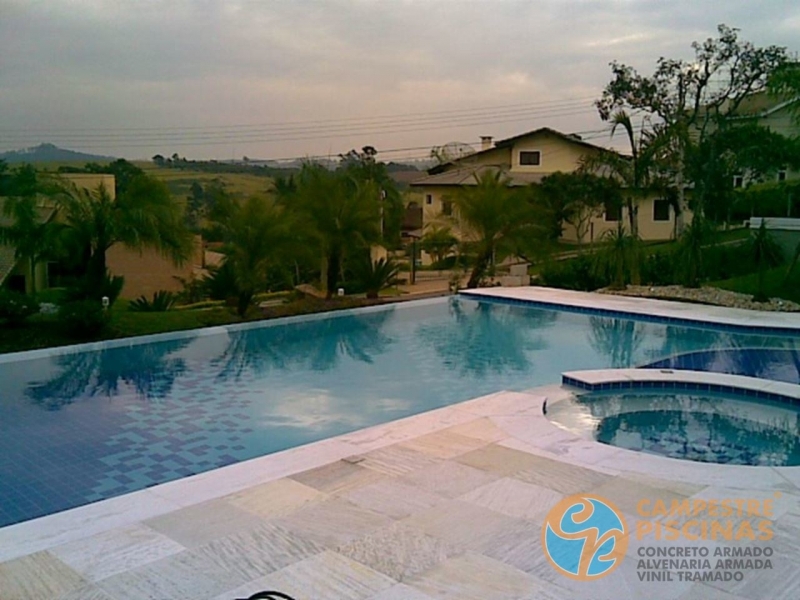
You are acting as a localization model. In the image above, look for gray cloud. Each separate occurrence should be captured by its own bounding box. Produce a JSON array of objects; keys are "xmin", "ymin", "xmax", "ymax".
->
[{"xmin": 1, "ymin": 0, "xmax": 798, "ymax": 160}]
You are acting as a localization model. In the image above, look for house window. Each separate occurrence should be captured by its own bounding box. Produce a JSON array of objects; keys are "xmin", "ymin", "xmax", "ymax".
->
[
  {"xmin": 778, "ymin": 170, "xmax": 787, "ymax": 182},
  {"xmin": 653, "ymin": 199, "xmax": 671, "ymax": 222},
  {"xmin": 604, "ymin": 201, "xmax": 622, "ymax": 222},
  {"xmin": 733, "ymin": 175, "xmax": 744, "ymax": 189},
  {"xmin": 425, "ymin": 194, "xmax": 433, "ymax": 205},
  {"xmin": 519, "ymin": 151, "xmax": 541, "ymax": 166},
  {"xmin": 442, "ymin": 200, "xmax": 453, "ymax": 216}
]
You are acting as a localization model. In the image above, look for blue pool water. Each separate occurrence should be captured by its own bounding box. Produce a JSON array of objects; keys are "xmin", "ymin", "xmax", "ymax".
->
[
  {"xmin": 546, "ymin": 391, "xmax": 800, "ymax": 466},
  {"xmin": 0, "ymin": 296, "xmax": 798, "ymax": 526}
]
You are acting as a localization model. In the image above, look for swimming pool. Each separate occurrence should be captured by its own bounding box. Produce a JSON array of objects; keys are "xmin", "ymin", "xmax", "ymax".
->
[
  {"xmin": 546, "ymin": 390, "xmax": 800, "ymax": 466},
  {"xmin": 0, "ymin": 296, "xmax": 797, "ymax": 526}
]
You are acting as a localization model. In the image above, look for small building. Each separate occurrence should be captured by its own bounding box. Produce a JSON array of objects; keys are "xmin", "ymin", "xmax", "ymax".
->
[
  {"xmin": 411, "ymin": 127, "xmax": 683, "ymax": 245},
  {"xmin": 1, "ymin": 173, "xmax": 203, "ymax": 299}
]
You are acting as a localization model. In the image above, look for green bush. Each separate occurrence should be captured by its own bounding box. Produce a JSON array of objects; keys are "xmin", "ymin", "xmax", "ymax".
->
[
  {"xmin": 0, "ymin": 290, "xmax": 39, "ymax": 326},
  {"xmin": 203, "ymin": 262, "xmax": 238, "ymax": 301},
  {"xmin": 428, "ymin": 255, "xmax": 470, "ymax": 270},
  {"xmin": 539, "ymin": 255, "xmax": 608, "ymax": 291},
  {"xmin": 59, "ymin": 300, "xmax": 108, "ymax": 339},
  {"xmin": 129, "ymin": 290, "xmax": 176, "ymax": 312},
  {"xmin": 65, "ymin": 271, "xmax": 125, "ymax": 306},
  {"xmin": 703, "ymin": 242, "xmax": 755, "ymax": 281},
  {"xmin": 640, "ymin": 251, "xmax": 676, "ymax": 286},
  {"xmin": 353, "ymin": 257, "xmax": 401, "ymax": 299}
]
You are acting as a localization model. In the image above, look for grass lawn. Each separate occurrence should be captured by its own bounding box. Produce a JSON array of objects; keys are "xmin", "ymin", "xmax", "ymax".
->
[
  {"xmin": 710, "ymin": 264, "xmax": 800, "ymax": 304},
  {"xmin": 135, "ymin": 163, "xmax": 273, "ymax": 198}
]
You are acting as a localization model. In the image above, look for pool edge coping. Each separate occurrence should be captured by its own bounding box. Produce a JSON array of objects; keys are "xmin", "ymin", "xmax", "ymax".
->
[
  {"xmin": 2, "ymin": 376, "xmax": 799, "ymax": 563},
  {"xmin": 459, "ymin": 287, "xmax": 800, "ymax": 334}
]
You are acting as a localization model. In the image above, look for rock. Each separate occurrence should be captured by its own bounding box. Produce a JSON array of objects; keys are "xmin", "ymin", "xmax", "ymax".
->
[{"xmin": 599, "ymin": 285, "xmax": 800, "ymax": 312}]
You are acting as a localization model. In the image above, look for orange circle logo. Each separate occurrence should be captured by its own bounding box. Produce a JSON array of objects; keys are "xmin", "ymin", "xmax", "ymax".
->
[{"xmin": 542, "ymin": 494, "xmax": 628, "ymax": 580}]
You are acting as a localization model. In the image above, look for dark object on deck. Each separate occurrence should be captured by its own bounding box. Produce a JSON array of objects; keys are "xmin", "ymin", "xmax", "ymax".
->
[
  {"xmin": 542, "ymin": 399, "xmax": 548, "ymax": 415},
  {"xmin": 236, "ymin": 592, "xmax": 297, "ymax": 600}
]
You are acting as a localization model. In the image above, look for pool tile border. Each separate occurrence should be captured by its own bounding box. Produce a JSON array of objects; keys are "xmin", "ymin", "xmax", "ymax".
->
[
  {"xmin": 561, "ymin": 368, "xmax": 800, "ymax": 407},
  {"xmin": 459, "ymin": 287, "xmax": 800, "ymax": 334},
  {"xmin": 0, "ymin": 297, "xmax": 447, "ymax": 364}
]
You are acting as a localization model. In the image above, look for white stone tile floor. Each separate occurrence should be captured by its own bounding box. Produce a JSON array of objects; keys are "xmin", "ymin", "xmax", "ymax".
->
[{"xmin": 2, "ymin": 290, "xmax": 799, "ymax": 599}]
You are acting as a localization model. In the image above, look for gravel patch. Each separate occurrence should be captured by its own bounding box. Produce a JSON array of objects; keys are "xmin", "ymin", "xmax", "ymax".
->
[{"xmin": 599, "ymin": 285, "xmax": 800, "ymax": 312}]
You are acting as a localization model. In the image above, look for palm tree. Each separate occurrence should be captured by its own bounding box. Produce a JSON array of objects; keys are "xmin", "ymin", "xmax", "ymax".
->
[
  {"xmin": 353, "ymin": 256, "xmax": 400, "ymax": 299},
  {"xmin": 282, "ymin": 164, "xmax": 381, "ymax": 298},
  {"xmin": 593, "ymin": 222, "xmax": 640, "ymax": 290},
  {"xmin": 675, "ymin": 215, "xmax": 711, "ymax": 288},
  {"xmin": 420, "ymin": 224, "xmax": 458, "ymax": 265},
  {"xmin": 55, "ymin": 175, "xmax": 192, "ymax": 295},
  {"xmin": 584, "ymin": 110, "xmax": 673, "ymax": 283},
  {"xmin": 215, "ymin": 195, "xmax": 296, "ymax": 316},
  {"xmin": 749, "ymin": 220, "xmax": 783, "ymax": 302},
  {"xmin": 451, "ymin": 170, "xmax": 546, "ymax": 288},
  {"xmin": 0, "ymin": 195, "xmax": 60, "ymax": 295},
  {"xmin": 786, "ymin": 240, "xmax": 800, "ymax": 283}
]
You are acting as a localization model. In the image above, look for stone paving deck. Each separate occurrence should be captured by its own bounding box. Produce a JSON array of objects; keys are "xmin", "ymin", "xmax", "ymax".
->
[
  {"xmin": 2, "ymin": 289, "xmax": 800, "ymax": 600},
  {"xmin": 1, "ymin": 383, "xmax": 798, "ymax": 600}
]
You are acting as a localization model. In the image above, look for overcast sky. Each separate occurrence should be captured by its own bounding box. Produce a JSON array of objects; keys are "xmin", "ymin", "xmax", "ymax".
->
[{"xmin": 1, "ymin": 0, "xmax": 798, "ymax": 162}]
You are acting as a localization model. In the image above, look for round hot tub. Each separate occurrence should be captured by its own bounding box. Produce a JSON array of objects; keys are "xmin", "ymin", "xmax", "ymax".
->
[{"xmin": 546, "ymin": 390, "xmax": 800, "ymax": 466}]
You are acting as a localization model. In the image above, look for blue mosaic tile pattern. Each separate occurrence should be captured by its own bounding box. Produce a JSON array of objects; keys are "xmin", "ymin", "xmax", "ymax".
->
[
  {"xmin": 549, "ymin": 390, "xmax": 800, "ymax": 466},
  {"xmin": 641, "ymin": 348, "xmax": 800, "ymax": 384},
  {"xmin": 1, "ymin": 297, "xmax": 797, "ymax": 527}
]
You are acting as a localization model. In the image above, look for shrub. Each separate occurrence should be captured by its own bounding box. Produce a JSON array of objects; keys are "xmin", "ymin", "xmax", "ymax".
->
[
  {"xmin": 0, "ymin": 289, "xmax": 39, "ymax": 326},
  {"xmin": 173, "ymin": 273, "xmax": 207, "ymax": 304},
  {"xmin": 641, "ymin": 251, "xmax": 676, "ymax": 286},
  {"xmin": 59, "ymin": 300, "xmax": 108, "ymax": 338},
  {"xmin": 65, "ymin": 271, "xmax": 125, "ymax": 306},
  {"xmin": 129, "ymin": 290, "xmax": 176, "ymax": 312},
  {"xmin": 354, "ymin": 257, "xmax": 401, "ymax": 299},
  {"xmin": 703, "ymin": 242, "xmax": 754, "ymax": 281},
  {"xmin": 539, "ymin": 255, "xmax": 608, "ymax": 291},
  {"xmin": 203, "ymin": 262, "xmax": 238, "ymax": 301}
]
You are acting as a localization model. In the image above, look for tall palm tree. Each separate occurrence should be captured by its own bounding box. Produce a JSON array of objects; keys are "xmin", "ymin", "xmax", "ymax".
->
[
  {"xmin": 584, "ymin": 111, "xmax": 674, "ymax": 236},
  {"xmin": 55, "ymin": 176, "xmax": 192, "ymax": 294},
  {"xmin": 0, "ymin": 195, "xmax": 60, "ymax": 295},
  {"xmin": 282, "ymin": 164, "xmax": 381, "ymax": 298},
  {"xmin": 749, "ymin": 221, "xmax": 783, "ymax": 302},
  {"xmin": 215, "ymin": 195, "xmax": 296, "ymax": 316},
  {"xmin": 451, "ymin": 170, "xmax": 546, "ymax": 288}
]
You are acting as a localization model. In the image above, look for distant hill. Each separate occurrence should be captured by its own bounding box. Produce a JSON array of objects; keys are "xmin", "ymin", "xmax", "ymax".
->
[{"xmin": 0, "ymin": 143, "xmax": 116, "ymax": 164}]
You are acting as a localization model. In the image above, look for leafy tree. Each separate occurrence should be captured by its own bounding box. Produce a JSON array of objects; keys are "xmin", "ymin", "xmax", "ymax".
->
[
  {"xmin": 596, "ymin": 25, "xmax": 790, "ymax": 221},
  {"xmin": 421, "ymin": 225, "xmax": 458, "ymax": 265},
  {"xmin": 82, "ymin": 159, "xmax": 145, "ymax": 196},
  {"xmin": 538, "ymin": 171, "xmax": 622, "ymax": 244},
  {"xmin": 213, "ymin": 195, "xmax": 296, "ymax": 316},
  {"xmin": 281, "ymin": 164, "xmax": 381, "ymax": 298},
  {"xmin": 152, "ymin": 154, "xmax": 166, "ymax": 167},
  {"xmin": 55, "ymin": 175, "xmax": 192, "ymax": 296},
  {"xmin": 451, "ymin": 170, "xmax": 547, "ymax": 288}
]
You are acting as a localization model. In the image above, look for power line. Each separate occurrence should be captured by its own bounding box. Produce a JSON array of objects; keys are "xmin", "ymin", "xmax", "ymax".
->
[
  {"xmin": 0, "ymin": 104, "xmax": 599, "ymax": 146},
  {"xmin": 6, "ymin": 109, "xmax": 605, "ymax": 152},
  {"xmin": 0, "ymin": 96, "xmax": 598, "ymax": 134}
]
